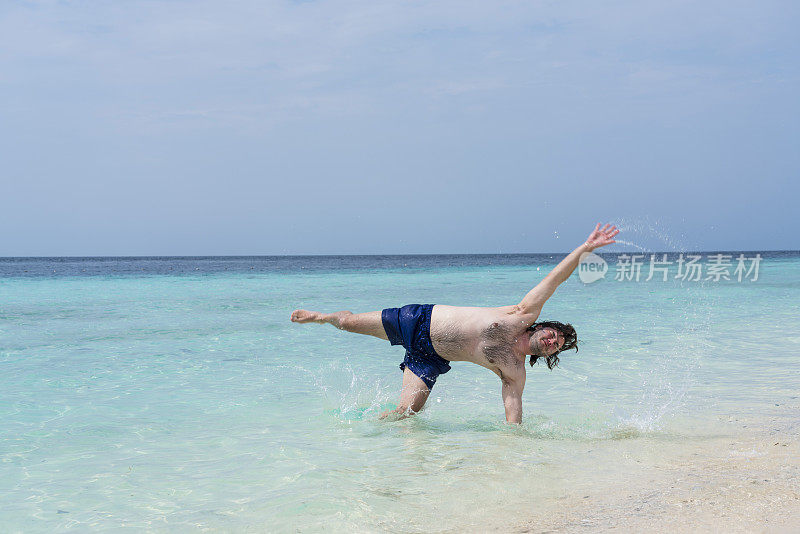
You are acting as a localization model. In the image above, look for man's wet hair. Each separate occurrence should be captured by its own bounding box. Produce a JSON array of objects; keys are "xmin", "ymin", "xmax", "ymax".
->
[{"xmin": 527, "ymin": 321, "xmax": 578, "ymax": 370}]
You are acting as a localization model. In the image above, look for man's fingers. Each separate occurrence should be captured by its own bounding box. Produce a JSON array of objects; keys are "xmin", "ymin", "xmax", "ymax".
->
[{"xmin": 592, "ymin": 222, "xmax": 619, "ymax": 241}]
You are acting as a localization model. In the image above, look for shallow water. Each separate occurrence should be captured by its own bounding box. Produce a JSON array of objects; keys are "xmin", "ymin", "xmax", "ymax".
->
[{"xmin": 1, "ymin": 251, "xmax": 799, "ymax": 532}]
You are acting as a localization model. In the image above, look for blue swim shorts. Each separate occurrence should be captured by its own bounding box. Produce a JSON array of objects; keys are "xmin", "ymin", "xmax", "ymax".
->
[{"xmin": 381, "ymin": 304, "xmax": 451, "ymax": 390}]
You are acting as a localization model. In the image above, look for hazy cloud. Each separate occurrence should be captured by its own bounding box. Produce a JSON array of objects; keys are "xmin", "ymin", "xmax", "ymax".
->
[{"xmin": 1, "ymin": 0, "xmax": 798, "ymax": 254}]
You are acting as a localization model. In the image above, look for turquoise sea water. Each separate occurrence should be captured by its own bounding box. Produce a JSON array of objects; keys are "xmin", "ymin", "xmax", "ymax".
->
[{"xmin": 2, "ymin": 251, "xmax": 799, "ymax": 532}]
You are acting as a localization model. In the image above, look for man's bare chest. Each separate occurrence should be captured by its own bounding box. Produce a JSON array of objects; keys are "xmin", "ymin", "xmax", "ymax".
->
[
  {"xmin": 478, "ymin": 321, "xmax": 519, "ymax": 367},
  {"xmin": 429, "ymin": 309, "xmax": 524, "ymax": 369}
]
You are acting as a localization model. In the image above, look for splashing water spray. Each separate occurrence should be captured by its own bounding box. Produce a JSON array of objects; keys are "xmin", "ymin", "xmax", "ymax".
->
[{"xmin": 608, "ymin": 216, "xmax": 718, "ymax": 432}]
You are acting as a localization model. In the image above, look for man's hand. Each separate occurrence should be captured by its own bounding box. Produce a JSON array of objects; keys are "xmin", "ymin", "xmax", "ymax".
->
[{"xmin": 584, "ymin": 223, "xmax": 619, "ymax": 252}]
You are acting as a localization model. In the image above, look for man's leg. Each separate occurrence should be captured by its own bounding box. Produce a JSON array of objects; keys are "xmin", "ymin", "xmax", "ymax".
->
[
  {"xmin": 379, "ymin": 368, "xmax": 431, "ymax": 420},
  {"xmin": 292, "ymin": 309, "xmax": 431, "ymax": 420},
  {"xmin": 290, "ymin": 309, "xmax": 389, "ymax": 340}
]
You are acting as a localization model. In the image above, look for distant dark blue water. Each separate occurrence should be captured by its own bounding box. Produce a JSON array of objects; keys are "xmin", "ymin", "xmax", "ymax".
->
[{"xmin": 1, "ymin": 251, "xmax": 797, "ymax": 278}]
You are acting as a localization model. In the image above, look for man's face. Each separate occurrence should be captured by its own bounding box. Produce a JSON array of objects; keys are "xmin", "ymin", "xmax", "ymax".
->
[{"xmin": 530, "ymin": 327, "xmax": 565, "ymax": 357}]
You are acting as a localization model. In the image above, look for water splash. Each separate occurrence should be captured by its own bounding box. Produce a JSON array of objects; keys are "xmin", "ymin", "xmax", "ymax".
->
[
  {"xmin": 613, "ymin": 239, "xmax": 651, "ymax": 253},
  {"xmin": 296, "ymin": 357, "xmax": 395, "ymax": 422},
  {"xmin": 605, "ymin": 217, "xmax": 718, "ymax": 431},
  {"xmin": 613, "ymin": 216, "xmax": 697, "ymax": 253}
]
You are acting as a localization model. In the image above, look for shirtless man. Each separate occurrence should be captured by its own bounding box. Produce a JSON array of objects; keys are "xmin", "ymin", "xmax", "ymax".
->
[{"xmin": 290, "ymin": 223, "xmax": 619, "ymax": 423}]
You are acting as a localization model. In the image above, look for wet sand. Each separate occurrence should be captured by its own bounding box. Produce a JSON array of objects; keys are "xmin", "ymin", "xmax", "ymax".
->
[{"xmin": 512, "ymin": 426, "xmax": 800, "ymax": 533}]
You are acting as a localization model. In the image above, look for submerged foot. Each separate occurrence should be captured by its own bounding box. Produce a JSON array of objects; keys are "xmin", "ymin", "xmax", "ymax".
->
[
  {"xmin": 290, "ymin": 309, "xmax": 323, "ymax": 323},
  {"xmin": 379, "ymin": 406, "xmax": 416, "ymax": 421}
]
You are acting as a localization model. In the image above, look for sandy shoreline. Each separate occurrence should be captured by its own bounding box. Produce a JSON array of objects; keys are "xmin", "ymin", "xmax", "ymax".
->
[{"xmin": 510, "ymin": 427, "xmax": 800, "ymax": 533}]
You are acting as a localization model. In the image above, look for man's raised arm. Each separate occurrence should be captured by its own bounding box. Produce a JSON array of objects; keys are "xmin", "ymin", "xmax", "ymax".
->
[{"xmin": 517, "ymin": 223, "xmax": 618, "ymax": 315}]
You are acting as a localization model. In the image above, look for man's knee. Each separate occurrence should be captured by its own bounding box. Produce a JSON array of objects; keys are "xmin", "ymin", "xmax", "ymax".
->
[
  {"xmin": 336, "ymin": 311, "xmax": 388, "ymax": 340},
  {"xmin": 336, "ymin": 311, "xmax": 355, "ymax": 330}
]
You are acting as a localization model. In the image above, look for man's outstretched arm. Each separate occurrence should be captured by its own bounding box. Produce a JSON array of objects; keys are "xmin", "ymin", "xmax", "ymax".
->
[{"xmin": 517, "ymin": 223, "xmax": 619, "ymax": 315}]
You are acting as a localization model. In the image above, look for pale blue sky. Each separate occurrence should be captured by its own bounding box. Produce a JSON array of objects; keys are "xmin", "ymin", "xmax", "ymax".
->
[{"xmin": 1, "ymin": 1, "xmax": 798, "ymax": 255}]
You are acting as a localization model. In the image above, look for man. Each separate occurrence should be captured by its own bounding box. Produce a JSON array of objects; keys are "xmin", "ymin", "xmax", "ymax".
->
[{"xmin": 290, "ymin": 223, "xmax": 619, "ymax": 423}]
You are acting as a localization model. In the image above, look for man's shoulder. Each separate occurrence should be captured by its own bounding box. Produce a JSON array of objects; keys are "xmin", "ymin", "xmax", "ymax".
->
[
  {"xmin": 482, "ymin": 306, "xmax": 537, "ymax": 335},
  {"xmin": 500, "ymin": 305, "xmax": 539, "ymax": 328}
]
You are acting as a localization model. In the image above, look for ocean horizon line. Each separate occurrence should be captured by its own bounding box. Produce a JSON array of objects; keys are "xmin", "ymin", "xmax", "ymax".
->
[{"xmin": 2, "ymin": 249, "xmax": 799, "ymax": 261}]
